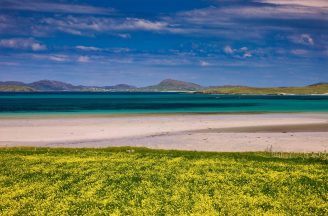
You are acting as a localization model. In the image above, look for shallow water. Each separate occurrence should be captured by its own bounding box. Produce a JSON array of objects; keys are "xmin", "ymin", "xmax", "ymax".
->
[{"xmin": 0, "ymin": 92, "xmax": 327, "ymax": 116}]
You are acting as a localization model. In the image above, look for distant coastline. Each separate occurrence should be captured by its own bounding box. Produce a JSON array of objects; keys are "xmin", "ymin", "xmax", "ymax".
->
[
  {"xmin": 199, "ymin": 83, "xmax": 328, "ymax": 95},
  {"xmin": 1, "ymin": 79, "xmax": 327, "ymax": 95}
]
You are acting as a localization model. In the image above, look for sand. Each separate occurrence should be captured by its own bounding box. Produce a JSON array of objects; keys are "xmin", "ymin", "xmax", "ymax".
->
[{"xmin": 0, "ymin": 113, "xmax": 327, "ymax": 152}]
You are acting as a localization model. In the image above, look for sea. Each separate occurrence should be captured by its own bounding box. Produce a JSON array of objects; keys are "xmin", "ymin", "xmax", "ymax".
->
[{"xmin": 0, "ymin": 92, "xmax": 327, "ymax": 116}]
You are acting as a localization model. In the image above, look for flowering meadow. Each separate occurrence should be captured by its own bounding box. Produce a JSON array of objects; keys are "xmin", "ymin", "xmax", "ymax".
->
[{"xmin": 0, "ymin": 147, "xmax": 327, "ymax": 215}]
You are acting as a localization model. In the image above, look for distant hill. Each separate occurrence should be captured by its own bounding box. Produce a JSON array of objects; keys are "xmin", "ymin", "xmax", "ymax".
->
[
  {"xmin": 0, "ymin": 80, "xmax": 138, "ymax": 92},
  {"xmin": 29, "ymin": 80, "xmax": 81, "ymax": 91},
  {"xmin": 308, "ymin": 82, "xmax": 328, "ymax": 87},
  {"xmin": 201, "ymin": 84, "xmax": 328, "ymax": 95},
  {"xmin": 141, "ymin": 79, "xmax": 203, "ymax": 91},
  {"xmin": 0, "ymin": 85, "xmax": 36, "ymax": 92},
  {"xmin": 103, "ymin": 84, "xmax": 137, "ymax": 91},
  {"xmin": 1, "ymin": 79, "xmax": 328, "ymax": 94}
]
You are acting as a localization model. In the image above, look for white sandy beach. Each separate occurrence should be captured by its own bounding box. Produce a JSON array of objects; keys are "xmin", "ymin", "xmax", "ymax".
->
[{"xmin": 0, "ymin": 113, "xmax": 327, "ymax": 152}]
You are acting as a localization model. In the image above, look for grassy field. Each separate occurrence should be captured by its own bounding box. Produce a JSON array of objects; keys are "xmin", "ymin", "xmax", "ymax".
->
[
  {"xmin": 202, "ymin": 84, "xmax": 328, "ymax": 95},
  {"xmin": 0, "ymin": 85, "xmax": 36, "ymax": 92},
  {"xmin": 0, "ymin": 147, "xmax": 327, "ymax": 215}
]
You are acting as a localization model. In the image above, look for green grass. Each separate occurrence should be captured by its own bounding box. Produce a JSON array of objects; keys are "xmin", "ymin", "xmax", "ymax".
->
[
  {"xmin": 202, "ymin": 84, "xmax": 328, "ymax": 95},
  {"xmin": 0, "ymin": 147, "xmax": 327, "ymax": 215},
  {"xmin": 0, "ymin": 85, "xmax": 36, "ymax": 92}
]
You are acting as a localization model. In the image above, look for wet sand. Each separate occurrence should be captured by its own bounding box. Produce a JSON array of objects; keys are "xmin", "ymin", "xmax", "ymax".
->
[{"xmin": 0, "ymin": 113, "xmax": 327, "ymax": 152}]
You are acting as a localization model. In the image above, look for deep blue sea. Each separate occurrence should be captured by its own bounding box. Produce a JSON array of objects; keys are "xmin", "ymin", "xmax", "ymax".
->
[{"xmin": 0, "ymin": 92, "xmax": 327, "ymax": 116}]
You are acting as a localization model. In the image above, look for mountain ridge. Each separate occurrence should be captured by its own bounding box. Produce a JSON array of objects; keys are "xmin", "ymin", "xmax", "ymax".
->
[
  {"xmin": 29, "ymin": 80, "xmax": 80, "ymax": 91},
  {"xmin": 0, "ymin": 79, "xmax": 327, "ymax": 94},
  {"xmin": 0, "ymin": 79, "xmax": 204, "ymax": 92},
  {"xmin": 139, "ymin": 79, "xmax": 203, "ymax": 92}
]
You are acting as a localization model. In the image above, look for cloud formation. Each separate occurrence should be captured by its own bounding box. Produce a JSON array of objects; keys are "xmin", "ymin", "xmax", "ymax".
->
[
  {"xmin": 1, "ymin": 0, "xmax": 114, "ymax": 15},
  {"xmin": 289, "ymin": 34, "xmax": 315, "ymax": 46},
  {"xmin": 224, "ymin": 46, "xmax": 235, "ymax": 54},
  {"xmin": 291, "ymin": 49, "xmax": 308, "ymax": 55},
  {"xmin": 0, "ymin": 38, "xmax": 46, "ymax": 51},
  {"xmin": 77, "ymin": 56, "xmax": 90, "ymax": 63},
  {"xmin": 224, "ymin": 46, "xmax": 253, "ymax": 58},
  {"xmin": 175, "ymin": 3, "xmax": 327, "ymax": 28},
  {"xmin": 40, "ymin": 16, "xmax": 169, "ymax": 36},
  {"xmin": 161, "ymin": 2, "xmax": 327, "ymax": 41},
  {"xmin": 256, "ymin": 0, "xmax": 328, "ymax": 8},
  {"xmin": 199, "ymin": 60, "xmax": 211, "ymax": 67},
  {"xmin": 1, "ymin": 1, "xmax": 326, "ymax": 42},
  {"xmin": 76, "ymin": 46, "xmax": 102, "ymax": 51}
]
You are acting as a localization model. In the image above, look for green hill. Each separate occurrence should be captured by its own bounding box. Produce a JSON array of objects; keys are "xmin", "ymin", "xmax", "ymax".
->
[
  {"xmin": 202, "ymin": 84, "xmax": 328, "ymax": 95},
  {"xmin": 141, "ymin": 79, "xmax": 203, "ymax": 91},
  {"xmin": 0, "ymin": 85, "xmax": 36, "ymax": 92}
]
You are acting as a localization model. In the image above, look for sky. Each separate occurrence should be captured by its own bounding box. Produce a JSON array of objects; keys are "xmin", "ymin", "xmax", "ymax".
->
[{"xmin": 0, "ymin": 0, "xmax": 327, "ymax": 87}]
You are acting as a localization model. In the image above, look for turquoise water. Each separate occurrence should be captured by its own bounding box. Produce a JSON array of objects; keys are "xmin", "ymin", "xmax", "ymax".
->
[{"xmin": 0, "ymin": 92, "xmax": 327, "ymax": 116}]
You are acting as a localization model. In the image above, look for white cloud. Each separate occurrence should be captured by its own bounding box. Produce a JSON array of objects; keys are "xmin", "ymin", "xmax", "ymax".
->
[
  {"xmin": 289, "ymin": 34, "xmax": 314, "ymax": 45},
  {"xmin": 77, "ymin": 56, "xmax": 90, "ymax": 63},
  {"xmin": 163, "ymin": 4, "xmax": 327, "ymax": 40},
  {"xmin": 117, "ymin": 33, "xmax": 131, "ymax": 39},
  {"xmin": 243, "ymin": 52, "xmax": 252, "ymax": 58},
  {"xmin": 224, "ymin": 46, "xmax": 235, "ymax": 54},
  {"xmin": 75, "ymin": 46, "xmax": 131, "ymax": 54},
  {"xmin": 111, "ymin": 48, "xmax": 131, "ymax": 53},
  {"xmin": 301, "ymin": 34, "xmax": 314, "ymax": 45},
  {"xmin": 76, "ymin": 46, "xmax": 102, "ymax": 51},
  {"xmin": 48, "ymin": 55, "xmax": 69, "ymax": 62},
  {"xmin": 3, "ymin": 3, "xmax": 326, "ymax": 42},
  {"xmin": 0, "ymin": 61, "xmax": 19, "ymax": 66},
  {"xmin": 174, "ymin": 4, "xmax": 327, "ymax": 32},
  {"xmin": 0, "ymin": 38, "xmax": 46, "ymax": 51},
  {"xmin": 31, "ymin": 54, "xmax": 69, "ymax": 62},
  {"xmin": 224, "ymin": 46, "xmax": 253, "ymax": 58},
  {"xmin": 256, "ymin": 0, "xmax": 328, "ymax": 8},
  {"xmin": 220, "ymin": 5, "xmax": 327, "ymax": 20},
  {"xmin": 121, "ymin": 18, "xmax": 168, "ymax": 31},
  {"xmin": 42, "ymin": 17, "xmax": 169, "ymax": 36},
  {"xmin": 199, "ymin": 60, "xmax": 211, "ymax": 66},
  {"xmin": 1, "ymin": 0, "xmax": 114, "ymax": 15},
  {"xmin": 291, "ymin": 49, "xmax": 308, "ymax": 55}
]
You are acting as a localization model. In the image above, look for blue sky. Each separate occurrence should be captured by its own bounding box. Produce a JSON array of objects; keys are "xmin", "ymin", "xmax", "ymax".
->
[{"xmin": 0, "ymin": 0, "xmax": 327, "ymax": 87}]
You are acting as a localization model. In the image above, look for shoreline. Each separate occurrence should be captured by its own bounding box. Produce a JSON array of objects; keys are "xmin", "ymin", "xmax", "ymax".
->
[
  {"xmin": 0, "ymin": 111, "xmax": 328, "ymax": 119},
  {"xmin": 1, "ymin": 90, "xmax": 328, "ymax": 95},
  {"xmin": 0, "ymin": 113, "xmax": 327, "ymax": 152}
]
